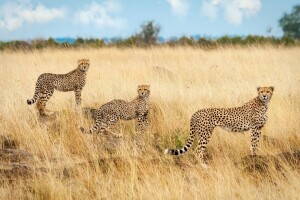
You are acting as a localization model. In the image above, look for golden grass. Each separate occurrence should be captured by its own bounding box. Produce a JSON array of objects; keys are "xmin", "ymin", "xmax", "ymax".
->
[{"xmin": 0, "ymin": 47, "xmax": 300, "ymax": 199}]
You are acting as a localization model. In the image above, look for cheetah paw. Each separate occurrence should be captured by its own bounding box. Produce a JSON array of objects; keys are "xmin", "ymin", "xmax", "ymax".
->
[{"xmin": 200, "ymin": 163, "xmax": 209, "ymax": 169}]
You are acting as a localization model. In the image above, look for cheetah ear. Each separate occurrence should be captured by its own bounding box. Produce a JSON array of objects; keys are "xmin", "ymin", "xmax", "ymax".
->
[
  {"xmin": 84, "ymin": 59, "xmax": 90, "ymax": 64},
  {"xmin": 257, "ymin": 86, "xmax": 261, "ymax": 92},
  {"xmin": 77, "ymin": 59, "xmax": 83, "ymax": 65},
  {"xmin": 270, "ymin": 86, "xmax": 274, "ymax": 92}
]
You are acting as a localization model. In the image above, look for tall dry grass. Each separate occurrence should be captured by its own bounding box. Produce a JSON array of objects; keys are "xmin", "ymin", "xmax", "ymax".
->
[{"xmin": 0, "ymin": 47, "xmax": 300, "ymax": 199}]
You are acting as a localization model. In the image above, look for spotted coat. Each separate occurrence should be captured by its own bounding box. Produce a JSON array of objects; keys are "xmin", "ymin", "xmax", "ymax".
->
[
  {"xmin": 165, "ymin": 86, "xmax": 274, "ymax": 167},
  {"xmin": 27, "ymin": 59, "xmax": 90, "ymax": 115},
  {"xmin": 82, "ymin": 85, "xmax": 150, "ymax": 137}
]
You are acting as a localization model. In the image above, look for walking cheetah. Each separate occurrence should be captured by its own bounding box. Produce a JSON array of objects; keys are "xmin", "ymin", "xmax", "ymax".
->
[
  {"xmin": 165, "ymin": 86, "xmax": 274, "ymax": 168},
  {"xmin": 81, "ymin": 85, "xmax": 150, "ymax": 137},
  {"xmin": 27, "ymin": 59, "xmax": 90, "ymax": 116}
]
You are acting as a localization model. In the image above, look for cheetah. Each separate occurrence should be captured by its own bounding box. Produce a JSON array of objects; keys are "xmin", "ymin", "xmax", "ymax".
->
[
  {"xmin": 27, "ymin": 59, "xmax": 90, "ymax": 116},
  {"xmin": 81, "ymin": 85, "xmax": 150, "ymax": 137},
  {"xmin": 165, "ymin": 86, "xmax": 274, "ymax": 168}
]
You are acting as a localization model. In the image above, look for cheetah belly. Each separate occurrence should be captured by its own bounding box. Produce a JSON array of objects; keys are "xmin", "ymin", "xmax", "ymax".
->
[{"xmin": 219, "ymin": 123, "xmax": 249, "ymax": 132}]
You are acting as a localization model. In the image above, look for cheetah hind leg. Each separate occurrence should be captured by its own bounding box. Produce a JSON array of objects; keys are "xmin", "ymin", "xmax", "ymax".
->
[
  {"xmin": 102, "ymin": 117, "xmax": 122, "ymax": 138},
  {"xmin": 37, "ymin": 101, "xmax": 45, "ymax": 116},
  {"xmin": 80, "ymin": 121, "xmax": 109, "ymax": 135},
  {"xmin": 196, "ymin": 145, "xmax": 209, "ymax": 169},
  {"xmin": 37, "ymin": 102, "xmax": 56, "ymax": 117},
  {"xmin": 37, "ymin": 89, "xmax": 54, "ymax": 116},
  {"xmin": 196, "ymin": 129, "xmax": 213, "ymax": 169},
  {"xmin": 105, "ymin": 127, "xmax": 123, "ymax": 138},
  {"xmin": 79, "ymin": 125, "xmax": 122, "ymax": 138}
]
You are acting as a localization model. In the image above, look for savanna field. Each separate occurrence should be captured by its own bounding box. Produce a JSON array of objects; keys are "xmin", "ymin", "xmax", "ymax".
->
[{"xmin": 0, "ymin": 47, "xmax": 300, "ymax": 199}]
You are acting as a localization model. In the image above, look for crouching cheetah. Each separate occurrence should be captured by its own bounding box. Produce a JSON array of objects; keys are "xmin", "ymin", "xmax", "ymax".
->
[
  {"xmin": 81, "ymin": 85, "xmax": 150, "ymax": 137},
  {"xmin": 27, "ymin": 59, "xmax": 90, "ymax": 116},
  {"xmin": 165, "ymin": 86, "xmax": 274, "ymax": 168}
]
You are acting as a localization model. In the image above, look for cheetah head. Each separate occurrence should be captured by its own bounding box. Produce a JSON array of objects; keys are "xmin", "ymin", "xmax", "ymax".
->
[
  {"xmin": 257, "ymin": 86, "xmax": 274, "ymax": 103},
  {"xmin": 137, "ymin": 85, "xmax": 150, "ymax": 98},
  {"xmin": 78, "ymin": 59, "xmax": 90, "ymax": 72}
]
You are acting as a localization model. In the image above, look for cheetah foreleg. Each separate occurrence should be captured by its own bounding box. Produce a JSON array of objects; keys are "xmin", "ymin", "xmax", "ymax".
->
[
  {"xmin": 75, "ymin": 89, "xmax": 82, "ymax": 106},
  {"xmin": 250, "ymin": 127, "xmax": 261, "ymax": 155},
  {"xmin": 136, "ymin": 115, "xmax": 149, "ymax": 133}
]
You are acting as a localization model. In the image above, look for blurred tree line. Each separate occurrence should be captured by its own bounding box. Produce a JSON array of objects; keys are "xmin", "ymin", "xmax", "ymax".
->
[
  {"xmin": 1, "ymin": 5, "xmax": 299, "ymax": 51},
  {"xmin": 0, "ymin": 33, "xmax": 297, "ymax": 51}
]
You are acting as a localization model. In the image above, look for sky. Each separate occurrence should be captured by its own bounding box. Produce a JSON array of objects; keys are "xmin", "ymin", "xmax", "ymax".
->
[{"xmin": 0, "ymin": 0, "xmax": 299, "ymax": 41}]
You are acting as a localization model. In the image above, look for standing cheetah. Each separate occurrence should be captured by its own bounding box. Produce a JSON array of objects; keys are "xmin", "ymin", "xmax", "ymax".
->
[
  {"xmin": 81, "ymin": 85, "xmax": 150, "ymax": 137},
  {"xmin": 27, "ymin": 59, "xmax": 90, "ymax": 116},
  {"xmin": 165, "ymin": 86, "xmax": 274, "ymax": 168}
]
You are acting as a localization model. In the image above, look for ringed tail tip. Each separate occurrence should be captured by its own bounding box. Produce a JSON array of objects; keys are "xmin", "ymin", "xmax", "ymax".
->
[{"xmin": 164, "ymin": 149, "xmax": 169, "ymax": 155}]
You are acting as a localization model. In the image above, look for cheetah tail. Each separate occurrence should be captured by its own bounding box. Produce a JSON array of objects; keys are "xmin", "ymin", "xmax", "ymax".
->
[
  {"xmin": 164, "ymin": 129, "xmax": 195, "ymax": 156},
  {"xmin": 27, "ymin": 88, "xmax": 39, "ymax": 105}
]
